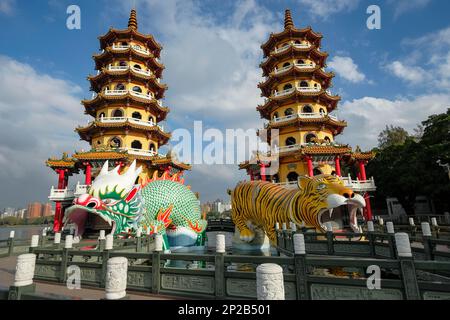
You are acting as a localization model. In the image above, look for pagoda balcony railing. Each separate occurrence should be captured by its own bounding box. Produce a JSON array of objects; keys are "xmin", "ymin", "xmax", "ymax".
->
[
  {"xmin": 273, "ymin": 63, "xmax": 315, "ymax": 75},
  {"xmin": 273, "ymin": 87, "xmax": 295, "ymax": 97},
  {"xmin": 107, "ymin": 65, "xmax": 153, "ymax": 77},
  {"xmin": 272, "ymin": 112, "xmax": 338, "ymax": 124},
  {"xmin": 121, "ymin": 148, "xmax": 159, "ymax": 157},
  {"xmin": 270, "ymin": 42, "xmax": 312, "ymax": 55},
  {"xmin": 275, "ymin": 144, "xmax": 302, "ymax": 154},
  {"xmin": 103, "ymin": 89, "xmax": 153, "ymax": 101},
  {"xmin": 272, "ymin": 86, "xmax": 321, "ymax": 98},
  {"xmin": 129, "ymin": 90, "xmax": 153, "ymax": 100},
  {"xmin": 297, "ymin": 86, "xmax": 321, "ymax": 93},
  {"xmin": 48, "ymin": 187, "xmax": 75, "ymax": 201},
  {"xmin": 74, "ymin": 183, "xmax": 89, "ymax": 196},
  {"xmin": 341, "ymin": 176, "xmax": 377, "ymax": 192},
  {"xmin": 99, "ymin": 116, "xmax": 164, "ymax": 131},
  {"xmin": 111, "ymin": 44, "xmax": 150, "ymax": 56},
  {"xmin": 275, "ymin": 176, "xmax": 376, "ymax": 192}
]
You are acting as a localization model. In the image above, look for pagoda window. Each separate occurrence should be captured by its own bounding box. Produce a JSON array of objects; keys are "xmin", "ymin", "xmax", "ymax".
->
[
  {"xmin": 132, "ymin": 86, "xmax": 143, "ymax": 93},
  {"xmin": 149, "ymin": 143, "xmax": 157, "ymax": 152},
  {"xmin": 319, "ymin": 108, "xmax": 326, "ymax": 116},
  {"xmin": 284, "ymin": 108, "xmax": 294, "ymax": 116},
  {"xmin": 133, "ymin": 64, "xmax": 142, "ymax": 70},
  {"xmin": 131, "ymin": 140, "xmax": 142, "ymax": 150},
  {"xmin": 294, "ymin": 40, "xmax": 301, "ymax": 44},
  {"xmin": 132, "ymin": 112, "xmax": 142, "ymax": 120},
  {"xmin": 303, "ymin": 105, "xmax": 313, "ymax": 113},
  {"xmin": 313, "ymin": 168, "xmax": 322, "ymax": 176},
  {"xmin": 273, "ymin": 112, "xmax": 279, "ymax": 120},
  {"xmin": 300, "ymin": 81, "xmax": 309, "ymax": 88},
  {"xmin": 285, "ymin": 137, "xmax": 296, "ymax": 146},
  {"xmin": 282, "ymin": 62, "xmax": 291, "ymax": 68},
  {"xmin": 149, "ymin": 116, "xmax": 155, "ymax": 124},
  {"xmin": 118, "ymin": 61, "xmax": 127, "ymax": 67},
  {"xmin": 283, "ymin": 83, "xmax": 293, "ymax": 91},
  {"xmin": 109, "ymin": 137, "xmax": 122, "ymax": 149},
  {"xmin": 305, "ymin": 133, "xmax": 317, "ymax": 143},
  {"xmin": 287, "ymin": 172, "xmax": 299, "ymax": 182},
  {"xmin": 324, "ymin": 136, "xmax": 331, "ymax": 143},
  {"xmin": 116, "ymin": 83, "xmax": 126, "ymax": 90},
  {"xmin": 98, "ymin": 112, "xmax": 106, "ymax": 119},
  {"xmin": 297, "ymin": 59, "xmax": 305, "ymax": 65},
  {"xmin": 120, "ymin": 42, "xmax": 128, "ymax": 46},
  {"xmin": 112, "ymin": 109, "xmax": 124, "ymax": 117},
  {"xmin": 272, "ymin": 174, "xmax": 280, "ymax": 183}
]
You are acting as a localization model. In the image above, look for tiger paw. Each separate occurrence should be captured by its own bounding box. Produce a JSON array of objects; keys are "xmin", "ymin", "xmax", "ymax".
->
[{"xmin": 239, "ymin": 229, "xmax": 255, "ymax": 242}]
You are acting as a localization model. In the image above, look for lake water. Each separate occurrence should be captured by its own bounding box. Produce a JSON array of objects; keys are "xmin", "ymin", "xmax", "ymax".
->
[{"xmin": 0, "ymin": 225, "xmax": 49, "ymax": 240}]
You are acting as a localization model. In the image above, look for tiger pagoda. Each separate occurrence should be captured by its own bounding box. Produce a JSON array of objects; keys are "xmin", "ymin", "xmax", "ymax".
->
[
  {"xmin": 46, "ymin": 9, "xmax": 190, "ymax": 233},
  {"xmin": 239, "ymin": 10, "xmax": 376, "ymax": 223}
]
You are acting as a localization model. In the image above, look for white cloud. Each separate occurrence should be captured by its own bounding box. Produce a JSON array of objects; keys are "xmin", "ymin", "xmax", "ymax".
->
[
  {"xmin": 0, "ymin": 0, "xmax": 15, "ymax": 15},
  {"xmin": 385, "ymin": 61, "xmax": 428, "ymax": 84},
  {"xmin": 0, "ymin": 55, "xmax": 88, "ymax": 207},
  {"xmin": 328, "ymin": 56, "xmax": 366, "ymax": 83},
  {"xmin": 339, "ymin": 93, "xmax": 450, "ymax": 150},
  {"xmin": 297, "ymin": 0, "xmax": 360, "ymax": 19},
  {"xmin": 388, "ymin": 0, "xmax": 432, "ymax": 18}
]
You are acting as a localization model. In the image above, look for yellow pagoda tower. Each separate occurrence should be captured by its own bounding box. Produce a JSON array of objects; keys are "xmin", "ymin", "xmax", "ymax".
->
[
  {"xmin": 46, "ymin": 9, "xmax": 190, "ymax": 232},
  {"xmin": 240, "ymin": 10, "xmax": 376, "ymax": 221}
]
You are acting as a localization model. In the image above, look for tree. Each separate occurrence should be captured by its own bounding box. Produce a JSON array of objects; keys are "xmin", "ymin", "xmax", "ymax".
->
[{"xmin": 378, "ymin": 125, "xmax": 409, "ymax": 149}]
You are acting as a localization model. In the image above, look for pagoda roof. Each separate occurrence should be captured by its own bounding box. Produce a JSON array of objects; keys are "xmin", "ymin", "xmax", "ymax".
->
[
  {"xmin": 151, "ymin": 156, "xmax": 192, "ymax": 171},
  {"xmin": 99, "ymin": 29, "xmax": 162, "ymax": 56},
  {"xmin": 46, "ymin": 153, "xmax": 78, "ymax": 172},
  {"xmin": 258, "ymin": 66, "xmax": 334, "ymax": 97},
  {"xmin": 73, "ymin": 150, "xmax": 128, "ymax": 161},
  {"xmin": 299, "ymin": 144, "xmax": 352, "ymax": 156},
  {"xmin": 82, "ymin": 94, "xmax": 170, "ymax": 121},
  {"xmin": 75, "ymin": 120, "xmax": 171, "ymax": 145},
  {"xmin": 93, "ymin": 48, "xmax": 164, "ymax": 78},
  {"xmin": 257, "ymin": 90, "xmax": 341, "ymax": 119},
  {"xmin": 88, "ymin": 69, "xmax": 167, "ymax": 98},
  {"xmin": 238, "ymin": 153, "xmax": 278, "ymax": 170},
  {"xmin": 260, "ymin": 46, "xmax": 328, "ymax": 76}
]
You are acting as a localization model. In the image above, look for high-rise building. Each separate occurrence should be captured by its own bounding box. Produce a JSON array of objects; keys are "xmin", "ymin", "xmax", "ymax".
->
[
  {"xmin": 27, "ymin": 202, "xmax": 42, "ymax": 219},
  {"xmin": 41, "ymin": 203, "xmax": 53, "ymax": 217}
]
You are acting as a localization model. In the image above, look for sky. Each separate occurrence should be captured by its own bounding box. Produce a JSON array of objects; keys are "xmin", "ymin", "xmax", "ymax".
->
[{"xmin": 0, "ymin": 0, "xmax": 449, "ymax": 208}]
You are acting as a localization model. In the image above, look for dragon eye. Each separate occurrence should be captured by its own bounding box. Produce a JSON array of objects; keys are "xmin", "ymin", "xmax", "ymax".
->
[{"xmin": 103, "ymin": 199, "xmax": 118, "ymax": 206}]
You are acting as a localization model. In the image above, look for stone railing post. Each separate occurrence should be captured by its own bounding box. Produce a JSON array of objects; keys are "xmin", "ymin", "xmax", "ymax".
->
[
  {"xmin": 386, "ymin": 222, "xmax": 396, "ymax": 259},
  {"xmin": 325, "ymin": 223, "xmax": 334, "ymax": 255},
  {"xmin": 444, "ymin": 212, "xmax": 450, "ymax": 225},
  {"xmin": 54, "ymin": 232, "xmax": 61, "ymax": 248},
  {"xmin": 105, "ymin": 257, "xmax": 128, "ymax": 300},
  {"xmin": 136, "ymin": 227, "xmax": 142, "ymax": 252},
  {"xmin": 152, "ymin": 234, "xmax": 163, "ymax": 294},
  {"xmin": 8, "ymin": 253, "xmax": 37, "ymax": 300},
  {"xmin": 421, "ymin": 222, "xmax": 433, "ymax": 261},
  {"xmin": 215, "ymin": 234, "xmax": 226, "ymax": 299},
  {"xmin": 409, "ymin": 218, "xmax": 417, "ymax": 237},
  {"xmin": 256, "ymin": 264, "xmax": 285, "ymax": 300},
  {"xmin": 30, "ymin": 235, "xmax": 39, "ymax": 253},
  {"xmin": 293, "ymin": 234, "xmax": 309, "ymax": 300},
  {"xmin": 59, "ymin": 235, "xmax": 73, "ymax": 283},
  {"xmin": 367, "ymin": 221, "xmax": 375, "ymax": 257},
  {"xmin": 395, "ymin": 233, "xmax": 421, "ymax": 300},
  {"xmin": 100, "ymin": 234, "xmax": 114, "ymax": 288},
  {"xmin": 8, "ymin": 231, "xmax": 15, "ymax": 256},
  {"xmin": 41, "ymin": 228, "xmax": 47, "ymax": 247},
  {"xmin": 430, "ymin": 218, "xmax": 440, "ymax": 238},
  {"xmin": 98, "ymin": 230, "xmax": 106, "ymax": 251}
]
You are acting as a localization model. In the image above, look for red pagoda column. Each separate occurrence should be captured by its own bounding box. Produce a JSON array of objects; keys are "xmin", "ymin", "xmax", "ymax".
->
[
  {"xmin": 334, "ymin": 156, "xmax": 342, "ymax": 176},
  {"xmin": 84, "ymin": 162, "xmax": 92, "ymax": 185},
  {"xmin": 364, "ymin": 193, "xmax": 373, "ymax": 221},
  {"xmin": 259, "ymin": 163, "xmax": 266, "ymax": 181},
  {"xmin": 54, "ymin": 169, "xmax": 66, "ymax": 232},
  {"xmin": 57, "ymin": 169, "xmax": 65, "ymax": 189},
  {"xmin": 359, "ymin": 160, "xmax": 367, "ymax": 181},
  {"xmin": 306, "ymin": 156, "xmax": 314, "ymax": 177}
]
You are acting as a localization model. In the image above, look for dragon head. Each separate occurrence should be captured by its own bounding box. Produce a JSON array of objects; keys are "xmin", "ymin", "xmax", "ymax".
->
[
  {"xmin": 293, "ymin": 175, "xmax": 366, "ymax": 233},
  {"xmin": 65, "ymin": 160, "xmax": 144, "ymax": 237}
]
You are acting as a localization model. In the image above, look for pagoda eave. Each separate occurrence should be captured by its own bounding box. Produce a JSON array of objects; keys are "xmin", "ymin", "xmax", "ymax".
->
[
  {"xmin": 261, "ymin": 27, "xmax": 323, "ymax": 57},
  {"xmin": 82, "ymin": 93, "xmax": 169, "ymax": 112},
  {"xmin": 99, "ymin": 28, "xmax": 162, "ymax": 55},
  {"xmin": 267, "ymin": 117, "xmax": 347, "ymax": 131}
]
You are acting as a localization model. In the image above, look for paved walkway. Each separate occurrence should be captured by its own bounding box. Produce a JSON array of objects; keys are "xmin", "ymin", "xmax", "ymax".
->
[{"xmin": 0, "ymin": 256, "xmax": 181, "ymax": 300}]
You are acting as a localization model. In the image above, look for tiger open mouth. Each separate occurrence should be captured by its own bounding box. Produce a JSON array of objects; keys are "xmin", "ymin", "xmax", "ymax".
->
[{"xmin": 318, "ymin": 194, "xmax": 366, "ymax": 233}]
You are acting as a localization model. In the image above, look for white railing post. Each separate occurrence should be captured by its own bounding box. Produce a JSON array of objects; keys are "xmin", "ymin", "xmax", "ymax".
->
[
  {"xmin": 31, "ymin": 235, "xmax": 39, "ymax": 248},
  {"xmin": 154, "ymin": 234, "xmax": 163, "ymax": 252},
  {"xmin": 293, "ymin": 234, "xmax": 306, "ymax": 255},
  {"xmin": 431, "ymin": 218, "xmax": 438, "ymax": 228},
  {"xmin": 216, "ymin": 234, "xmax": 226, "ymax": 254},
  {"xmin": 386, "ymin": 221, "xmax": 395, "ymax": 234},
  {"xmin": 14, "ymin": 254, "xmax": 37, "ymax": 287},
  {"xmin": 256, "ymin": 264, "xmax": 285, "ymax": 300},
  {"xmin": 54, "ymin": 233, "xmax": 61, "ymax": 245},
  {"xmin": 105, "ymin": 234, "xmax": 114, "ymax": 250},
  {"xmin": 395, "ymin": 233, "xmax": 412, "ymax": 258},
  {"xmin": 421, "ymin": 222, "xmax": 432, "ymax": 237},
  {"xmin": 9, "ymin": 231, "xmax": 15, "ymax": 239},
  {"xmin": 105, "ymin": 257, "xmax": 128, "ymax": 300},
  {"xmin": 367, "ymin": 221, "xmax": 375, "ymax": 232},
  {"xmin": 65, "ymin": 235, "xmax": 73, "ymax": 249}
]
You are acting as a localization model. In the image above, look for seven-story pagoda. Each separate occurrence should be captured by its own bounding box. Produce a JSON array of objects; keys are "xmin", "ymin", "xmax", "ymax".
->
[
  {"xmin": 240, "ymin": 10, "xmax": 376, "ymax": 223},
  {"xmin": 46, "ymin": 9, "xmax": 190, "ymax": 232}
]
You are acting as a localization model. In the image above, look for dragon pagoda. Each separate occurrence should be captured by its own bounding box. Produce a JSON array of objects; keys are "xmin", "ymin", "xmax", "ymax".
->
[
  {"xmin": 46, "ymin": 9, "xmax": 190, "ymax": 233},
  {"xmin": 239, "ymin": 10, "xmax": 376, "ymax": 226}
]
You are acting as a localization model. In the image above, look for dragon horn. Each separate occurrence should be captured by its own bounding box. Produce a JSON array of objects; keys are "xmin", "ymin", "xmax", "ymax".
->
[
  {"xmin": 152, "ymin": 170, "xmax": 159, "ymax": 181},
  {"xmin": 111, "ymin": 165, "xmax": 121, "ymax": 175},
  {"xmin": 99, "ymin": 161, "xmax": 109, "ymax": 176},
  {"xmin": 171, "ymin": 173, "xmax": 179, "ymax": 181}
]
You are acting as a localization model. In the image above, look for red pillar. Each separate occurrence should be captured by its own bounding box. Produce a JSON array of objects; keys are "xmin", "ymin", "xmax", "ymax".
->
[
  {"xmin": 57, "ymin": 169, "xmax": 65, "ymax": 189},
  {"xmin": 364, "ymin": 193, "xmax": 373, "ymax": 221},
  {"xmin": 84, "ymin": 162, "xmax": 92, "ymax": 185},
  {"xmin": 359, "ymin": 160, "xmax": 367, "ymax": 181},
  {"xmin": 53, "ymin": 202, "xmax": 63, "ymax": 232},
  {"xmin": 306, "ymin": 156, "xmax": 314, "ymax": 177},
  {"xmin": 334, "ymin": 156, "xmax": 341, "ymax": 176},
  {"xmin": 259, "ymin": 163, "xmax": 266, "ymax": 181}
]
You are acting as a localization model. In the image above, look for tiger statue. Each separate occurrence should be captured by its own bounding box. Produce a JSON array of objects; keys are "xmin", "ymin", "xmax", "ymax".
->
[{"xmin": 230, "ymin": 175, "xmax": 366, "ymax": 244}]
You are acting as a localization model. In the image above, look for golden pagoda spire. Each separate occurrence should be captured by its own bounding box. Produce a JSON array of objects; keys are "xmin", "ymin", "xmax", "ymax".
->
[
  {"xmin": 128, "ymin": 8, "xmax": 138, "ymax": 30},
  {"xmin": 284, "ymin": 9, "xmax": 294, "ymax": 29}
]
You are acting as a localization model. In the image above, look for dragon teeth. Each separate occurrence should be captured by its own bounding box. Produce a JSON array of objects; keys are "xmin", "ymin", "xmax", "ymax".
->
[{"xmin": 329, "ymin": 208, "xmax": 334, "ymax": 218}]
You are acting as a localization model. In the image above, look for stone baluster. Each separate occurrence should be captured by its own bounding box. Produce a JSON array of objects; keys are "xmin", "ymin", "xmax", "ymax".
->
[
  {"xmin": 256, "ymin": 264, "xmax": 285, "ymax": 300},
  {"xmin": 8, "ymin": 253, "xmax": 37, "ymax": 300},
  {"xmin": 421, "ymin": 222, "xmax": 433, "ymax": 260},
  {"xmin": 105, "ymin": 257, "xmax": 128, "ymax": 300},
  {"xmin": 395, "ymin": 233, "xmax": 420, "ymax": 300}
]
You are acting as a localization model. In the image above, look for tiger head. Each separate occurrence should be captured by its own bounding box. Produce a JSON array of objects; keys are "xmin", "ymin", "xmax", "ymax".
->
[{"xmin": 294, "ymin": 175, "xmax": 366, "ymax": 233}]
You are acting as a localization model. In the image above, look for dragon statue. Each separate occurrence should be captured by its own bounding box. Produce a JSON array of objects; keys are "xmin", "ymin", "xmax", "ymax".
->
[
  {"xmin": 230, "ymin": 174, "xmax": 366, "ymax": 244},
  {"xmin": 64, "ymin": 160, "xmax": 207, "ymax": 250}
]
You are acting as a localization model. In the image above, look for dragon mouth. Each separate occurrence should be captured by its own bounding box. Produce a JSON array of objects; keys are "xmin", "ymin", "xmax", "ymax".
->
[
  {"xmin": 64, "ymin": 205, "xmax": 116, "ymax": 237},
  {"xmin": 318, "ymin": 194, "xmax": 366, "ymax": 233}
]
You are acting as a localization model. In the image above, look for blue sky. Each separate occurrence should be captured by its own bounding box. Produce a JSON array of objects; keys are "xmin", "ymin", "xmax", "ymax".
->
[{"xmin": 0, "ymin": 0, "xmax": 449, "ymax": 208}]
